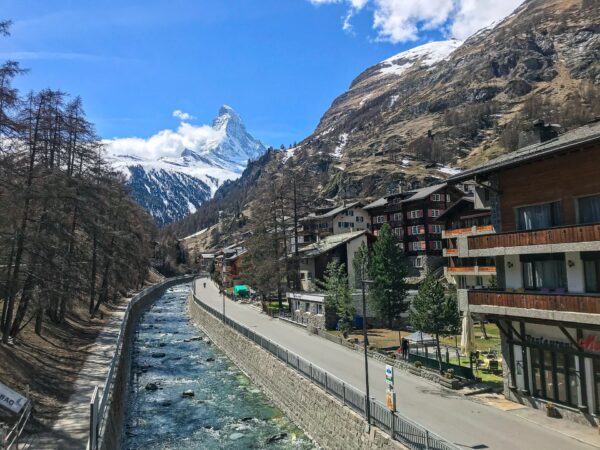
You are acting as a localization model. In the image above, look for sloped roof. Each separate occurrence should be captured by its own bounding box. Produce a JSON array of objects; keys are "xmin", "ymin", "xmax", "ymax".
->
[
  {"xmin": 363, "ymin": 197, "xmax": 388, "ymax": 210},
  {"xmin": 363, "ymin": 183, "xmax": 449, "ymax": 210},
  {"xmin": 298, "ymin": 230, "xmax": 367, "ymax": 258},
  {"xmin": 302, "ymin": 201, "xmax": 363, "ymax": 220},
  {"xmin": 448, "ymin": 121, "xmax": 600, "ymax": 183}
]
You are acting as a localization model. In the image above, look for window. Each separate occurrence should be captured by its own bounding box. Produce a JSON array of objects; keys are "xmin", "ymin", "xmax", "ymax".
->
[
  {"xmin": 375, "ymin": 215, "xmax": 386, "ymax": 224},
  {"xmin": 348, "ymin": 210, "xmax": 354, "ymax": 217},
  {"xmin": 516, "ymin": 201, "xmax": 562, "ymax": 230},
  {"xmin": 521, "ymin": 254, "xmax": 567, "ymax": 290},
  {"xmin": 408, "ymin": 210, "xmax": 422, "ymax": 219},
  {"xmin": 447, "ymin": 194, "xmax": 452, "ymax": 203},
  {"xmin": 429, "ymin": 209, "xmax": 441, "ymax": 218},
  {"xmin": 393, "ymin": 227, "xmax": 403, "ymax": 238},
  {"xmin": 316, "ymin": 304, "xmax": 323, "ymax": 315},
  {"xmin": 411, "ymin": 241, "xmax": 426, "ymax": 252},
  {"xmin": 356, "ymin": 216, "xmax": 364, "ymax": 223},
  {"xmin": 430, "ymin": 241, "xmax": 442, "ymax": 250},
  {"xmin": 414, "ymin": 256, "xmax": 423, "ymax": 268},
  {"xmin": 430, "ymin": 224, "xmax": 442, "ymax": 234},
  {"xmin": 578, "ymin": 194, "xmax": 600, "ymax": 224},
  {"xmin": 583, "ymin": 252, "xmax": 600, "ymax": 293},
  {"xmin": 392, "ymin": 212, "xmax": 403, "ymax": 222},
  {"xmin": 304, "ymin": 302, "xmax": 310, "ymax": 312},
  {"xmin": 411, "ymin": 225, "xmax": 423, "ymax": 235},
  {"xmin": 431, "ymin": 193, "xmax": 442, "ymax": 202}
]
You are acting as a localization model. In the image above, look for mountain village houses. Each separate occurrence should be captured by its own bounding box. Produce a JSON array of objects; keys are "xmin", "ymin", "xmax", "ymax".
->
[{"xmin": 182, "ymin": 119, "xmax": 600, "ymax": 425}]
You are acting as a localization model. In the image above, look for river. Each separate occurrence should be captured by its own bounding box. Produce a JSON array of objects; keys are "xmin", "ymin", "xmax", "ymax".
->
[{"xmin": 123, "ymin": 283, "xmax": 315, "ymax": 449}]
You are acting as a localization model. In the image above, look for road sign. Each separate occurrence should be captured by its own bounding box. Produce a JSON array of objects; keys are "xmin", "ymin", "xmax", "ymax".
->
[
  {"xmin": 385, "ymin": 364, "xmax": 394, "ymax": 386},
  {"xmin": 0, "ymin": 382, "xmax": 27, "ymax": 414},
  {"xmin": 386, "ymin": 388, "xmax": 397, "ymax": 412}
]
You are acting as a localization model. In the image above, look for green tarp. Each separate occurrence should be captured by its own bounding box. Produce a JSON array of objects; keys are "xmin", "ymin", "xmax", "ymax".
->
[{"xmin": 233, "ymin": 285, "xmax": 250, "ymax": 297}]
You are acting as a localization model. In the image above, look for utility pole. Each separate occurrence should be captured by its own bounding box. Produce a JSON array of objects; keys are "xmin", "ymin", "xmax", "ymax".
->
[{"xmin": 361, "ymin": 261, "xmax": 372, "ymax": 429}]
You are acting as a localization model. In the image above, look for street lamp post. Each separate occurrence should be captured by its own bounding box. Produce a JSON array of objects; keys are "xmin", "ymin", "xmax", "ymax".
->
[
  {"xmin": 222, "ymin": 256, "xmax": 226, "ymax": 321},
  {"xmin": 361, "ymin": 276, "xmax": 374, "ymax": 429}
]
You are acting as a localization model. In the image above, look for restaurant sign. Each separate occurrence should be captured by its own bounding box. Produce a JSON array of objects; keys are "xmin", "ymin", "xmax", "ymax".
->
[
  {"xmin": 579, "ymin": 335, "xmax": 600, "ymax": 353},
  {"xmin": 0, "ymin": 381, "xmax": 27, "ymax": 414}
]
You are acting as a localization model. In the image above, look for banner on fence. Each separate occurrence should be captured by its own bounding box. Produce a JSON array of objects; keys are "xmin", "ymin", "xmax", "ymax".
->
[{"xmin": 0, "ymin": 382, "xmax": 27, "ymax": 414}]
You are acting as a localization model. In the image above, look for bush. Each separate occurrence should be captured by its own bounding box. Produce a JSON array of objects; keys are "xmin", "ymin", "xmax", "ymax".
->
[{"xmin": 414, "ymin": 361, "xmax": 423, "ymax": 369}]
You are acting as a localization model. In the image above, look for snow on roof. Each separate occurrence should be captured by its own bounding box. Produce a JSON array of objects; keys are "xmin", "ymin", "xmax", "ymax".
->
[{"xmin": 378, "ymin": 39, "xmax": 463, "ymax": 77}]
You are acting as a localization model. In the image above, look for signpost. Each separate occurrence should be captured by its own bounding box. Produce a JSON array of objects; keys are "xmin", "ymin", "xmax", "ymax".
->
[
  {"xmin": 385, "ymin": 365, "xmax": 397, "ymax": 412},
  {"xmin": 0, "ymin": 382, "xmax": 27, "ymax": 415}
]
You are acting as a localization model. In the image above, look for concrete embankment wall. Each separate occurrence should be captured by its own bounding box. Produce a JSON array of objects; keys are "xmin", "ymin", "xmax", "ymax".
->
[
  {"xmin": 188, "ymin": 296, "xmax": 405, "ymax": 450},
  {"xmin": 100, "ymin": 276, "xmax": 194, "ymax": 450}
]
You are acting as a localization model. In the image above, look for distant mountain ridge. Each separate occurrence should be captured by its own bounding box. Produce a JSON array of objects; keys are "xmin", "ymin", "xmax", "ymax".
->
[{"xmin": 108, "ymin": 105, "xmax": 267, "ymax": 225}]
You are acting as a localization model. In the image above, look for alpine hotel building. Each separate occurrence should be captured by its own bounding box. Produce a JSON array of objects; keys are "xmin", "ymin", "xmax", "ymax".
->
[{"xmin": 449, "ymin": 121, "xmax": 600, "ymax": 425}]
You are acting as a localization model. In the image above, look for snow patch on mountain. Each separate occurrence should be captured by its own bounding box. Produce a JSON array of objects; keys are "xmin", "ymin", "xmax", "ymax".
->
[
  {"xmin": 105, "ymin": 105, "xmax": 267, "ymax": 225},
  {"xmin": 378, "ymin": 39, "xmax": 463, "ymax": 77}
]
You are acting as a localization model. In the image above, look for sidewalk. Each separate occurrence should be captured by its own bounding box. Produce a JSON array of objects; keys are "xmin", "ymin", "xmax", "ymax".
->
[
  {"xmin": 33, "ymin": 298, "xmax": 131, "ymax": 450},
  {"xmin": 194, "ymin": 276, "xmax": 599, "ymax": 450}
]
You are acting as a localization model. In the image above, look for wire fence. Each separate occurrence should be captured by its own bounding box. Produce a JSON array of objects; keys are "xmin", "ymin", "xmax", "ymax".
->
[{"xmin": 192, "ymin": 292, "xmax": 461, "ymax": 450}]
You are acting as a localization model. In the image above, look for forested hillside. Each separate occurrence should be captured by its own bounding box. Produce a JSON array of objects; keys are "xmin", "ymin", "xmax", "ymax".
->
[{"xmin": 0, "ymin": 21, "xmax": 154, "ymax": 343}]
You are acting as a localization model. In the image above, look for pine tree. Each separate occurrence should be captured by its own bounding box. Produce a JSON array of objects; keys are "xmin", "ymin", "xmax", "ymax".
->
[
  {"xmin": 319, "ymin": 261, "xmax": 355, "ymax": 334},
  {"xmin": 368, "ymin": 223, "xmax": 408, "ymax": 328},
  {"xmin": 409, "ymin": 274, "xmax": 460, "ymax": 372}
]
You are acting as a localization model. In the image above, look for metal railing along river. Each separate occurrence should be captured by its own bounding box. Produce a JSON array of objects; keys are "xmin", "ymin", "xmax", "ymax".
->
[
  {"xmin": 192, "ymin": 292, "xmax": 461, "ymax": 450},
  {"xmin": 86, "ymin": 275, "xmax": 193, "ymax": 450}
]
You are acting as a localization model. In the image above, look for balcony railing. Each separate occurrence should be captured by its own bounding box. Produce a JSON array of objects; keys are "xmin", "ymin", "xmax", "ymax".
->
[
  {"xmin": 446, "ymin": 266, "xmax": 496, "ymax": 275},
  {"xmin": 442, "ymin": 224, "xmax": 494, "ymax": 239},
  {"xmin": 468, "ymin": 290, "xmax": 600, "ymax": 314},
  {"xmin": 443, "ymin": 248, "xmax": 459, "ymax": 256},
  {"xmin": 468, "ymin": 223, "xmax": 600, "ymax": 251}
]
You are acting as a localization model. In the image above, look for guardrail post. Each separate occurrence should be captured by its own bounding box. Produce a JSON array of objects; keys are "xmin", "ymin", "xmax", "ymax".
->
[
  {"xmin": 425, "ymin": 430, "xmax": 430, "ymax": 450},
  {"xmin": 310, "ymin": 363, "xmax": 313, "ymax": 381},
  {"xmin": 342, "ymin": 383, "xmax": 346, "ymax": 405},
  {"xmin": 390, "ymin": 411, "xmax": 395, "ymax": 438}
]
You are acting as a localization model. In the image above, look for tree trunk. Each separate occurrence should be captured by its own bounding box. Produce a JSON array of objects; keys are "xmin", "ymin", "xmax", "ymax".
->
[
  {"xmin": 480, "ymin": 321, "xmax": 489, "ymax": 340},
  {"xmin": 435, "ymin": 333, "xmax": 443, "ymax": 373}
]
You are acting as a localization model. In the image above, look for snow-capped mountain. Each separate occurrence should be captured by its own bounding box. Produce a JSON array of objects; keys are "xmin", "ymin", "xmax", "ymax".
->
[
  {"xmin": 377, "ymin": 39, "xmax": 463, "ymax": 77},
  {"xmin": 107, "ymin": 105, "xmax": 267, "ymax": 225}
]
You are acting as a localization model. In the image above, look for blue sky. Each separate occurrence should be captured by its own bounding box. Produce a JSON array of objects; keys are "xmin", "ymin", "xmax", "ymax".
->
[{"xmin": 1, "ymin": 0, "xmax": 522, "ymax": 150}]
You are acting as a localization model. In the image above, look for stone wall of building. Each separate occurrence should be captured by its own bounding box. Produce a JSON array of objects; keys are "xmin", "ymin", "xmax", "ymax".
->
[{"xmin": 188, "ymin": 297, "xmax": 405, "ymax": 450}]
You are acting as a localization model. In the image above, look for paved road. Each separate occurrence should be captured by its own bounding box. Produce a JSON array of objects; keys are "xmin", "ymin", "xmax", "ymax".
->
[{"xmin": 193, "ymin": 277, "xmax": 599, "ymax": 450}]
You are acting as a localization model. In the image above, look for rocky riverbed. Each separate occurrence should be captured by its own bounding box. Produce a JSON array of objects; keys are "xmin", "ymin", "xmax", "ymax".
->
[{"xmin": 123, "ymin": 283, "xmax": 314, "ymax": 449}]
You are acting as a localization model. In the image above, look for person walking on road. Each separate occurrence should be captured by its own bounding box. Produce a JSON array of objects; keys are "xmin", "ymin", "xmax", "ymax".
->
[{"xmin": 401, "ymin": 338, "xmax": 409, "ymax": 361}]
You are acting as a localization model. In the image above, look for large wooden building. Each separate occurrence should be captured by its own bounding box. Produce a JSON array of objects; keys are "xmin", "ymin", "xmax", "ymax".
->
[{"xmin": 448, "ymin": 120, "xmax": 600, "ymax": 426}]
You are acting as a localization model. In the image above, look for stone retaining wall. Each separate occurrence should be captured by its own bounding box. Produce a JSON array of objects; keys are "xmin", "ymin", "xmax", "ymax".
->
[{"xmin": 188, "ymin": 296, "xmax": 405, "ymax": 450}]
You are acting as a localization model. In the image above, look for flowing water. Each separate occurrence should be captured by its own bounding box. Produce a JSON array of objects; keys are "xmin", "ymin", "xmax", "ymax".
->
[{"xmin": 123, "ymin": 283, "xmax": 315, "ymax": 449}]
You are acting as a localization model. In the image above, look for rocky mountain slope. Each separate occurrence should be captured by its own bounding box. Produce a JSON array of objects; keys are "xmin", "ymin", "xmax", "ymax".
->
[
  {"xmin": 169, "ymin": 0, "xmax": 600, "ymax": 239},
  {"xmin": 108, "ymin": 106, "xmax": 266, "ymax": 225}
]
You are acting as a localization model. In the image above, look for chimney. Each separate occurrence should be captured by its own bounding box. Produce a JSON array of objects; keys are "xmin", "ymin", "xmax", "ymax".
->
[{"xmin": 518, "ymin": 120, "xmax": 560, "ymax": 148}]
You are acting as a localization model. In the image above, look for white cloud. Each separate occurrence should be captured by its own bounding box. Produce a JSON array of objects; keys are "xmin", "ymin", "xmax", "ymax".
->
[
  {"xmin": 307, "ymin": 0, "xmax": 524, "ymax": 43},
  {"xmin": 450, "ymin": 0, "xmax": 523, "ymax": 40},
  {"xmin": 172, "ymin": 109, "xmax": 196, "ymax": 121},
  {"xmin": 105, "ymin": 121, "xmax": 224, "ymax": 160}
]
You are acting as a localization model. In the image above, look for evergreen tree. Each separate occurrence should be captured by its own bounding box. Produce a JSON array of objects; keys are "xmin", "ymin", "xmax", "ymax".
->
[
  {"xmin": 368, "ymin": 223, "xmax": 408, "ymax": 328},
  {"xmin": 352, "ymin": 241, "xmax": 369, "ymax": 290},
  {"xmin": 319, "ymin": 261, "xmax": 355, "ymax": 334},
  {"xmin": 409, "ymin": 274, "xmax": 460, "ymax": 372}
]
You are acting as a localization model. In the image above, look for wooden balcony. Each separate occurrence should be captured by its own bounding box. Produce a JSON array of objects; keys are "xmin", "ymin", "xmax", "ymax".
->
[
  {"xmin": 443, "ymin": 248, "xmax": 459, "ymax": 256},
  {"xmin": 442, "ymin": 225, "xmax": 494, "ymax": 239},
  {"xmin": 446, "ymin": 266, "xmax": 496, "ymax": 275},
  {"xmin": 468, "ymin": 223, "xmax": 600, "ymax": 251},
  {"xmin": 468, "ymin": 290, "xmax": 600, "ymax": 314}
]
